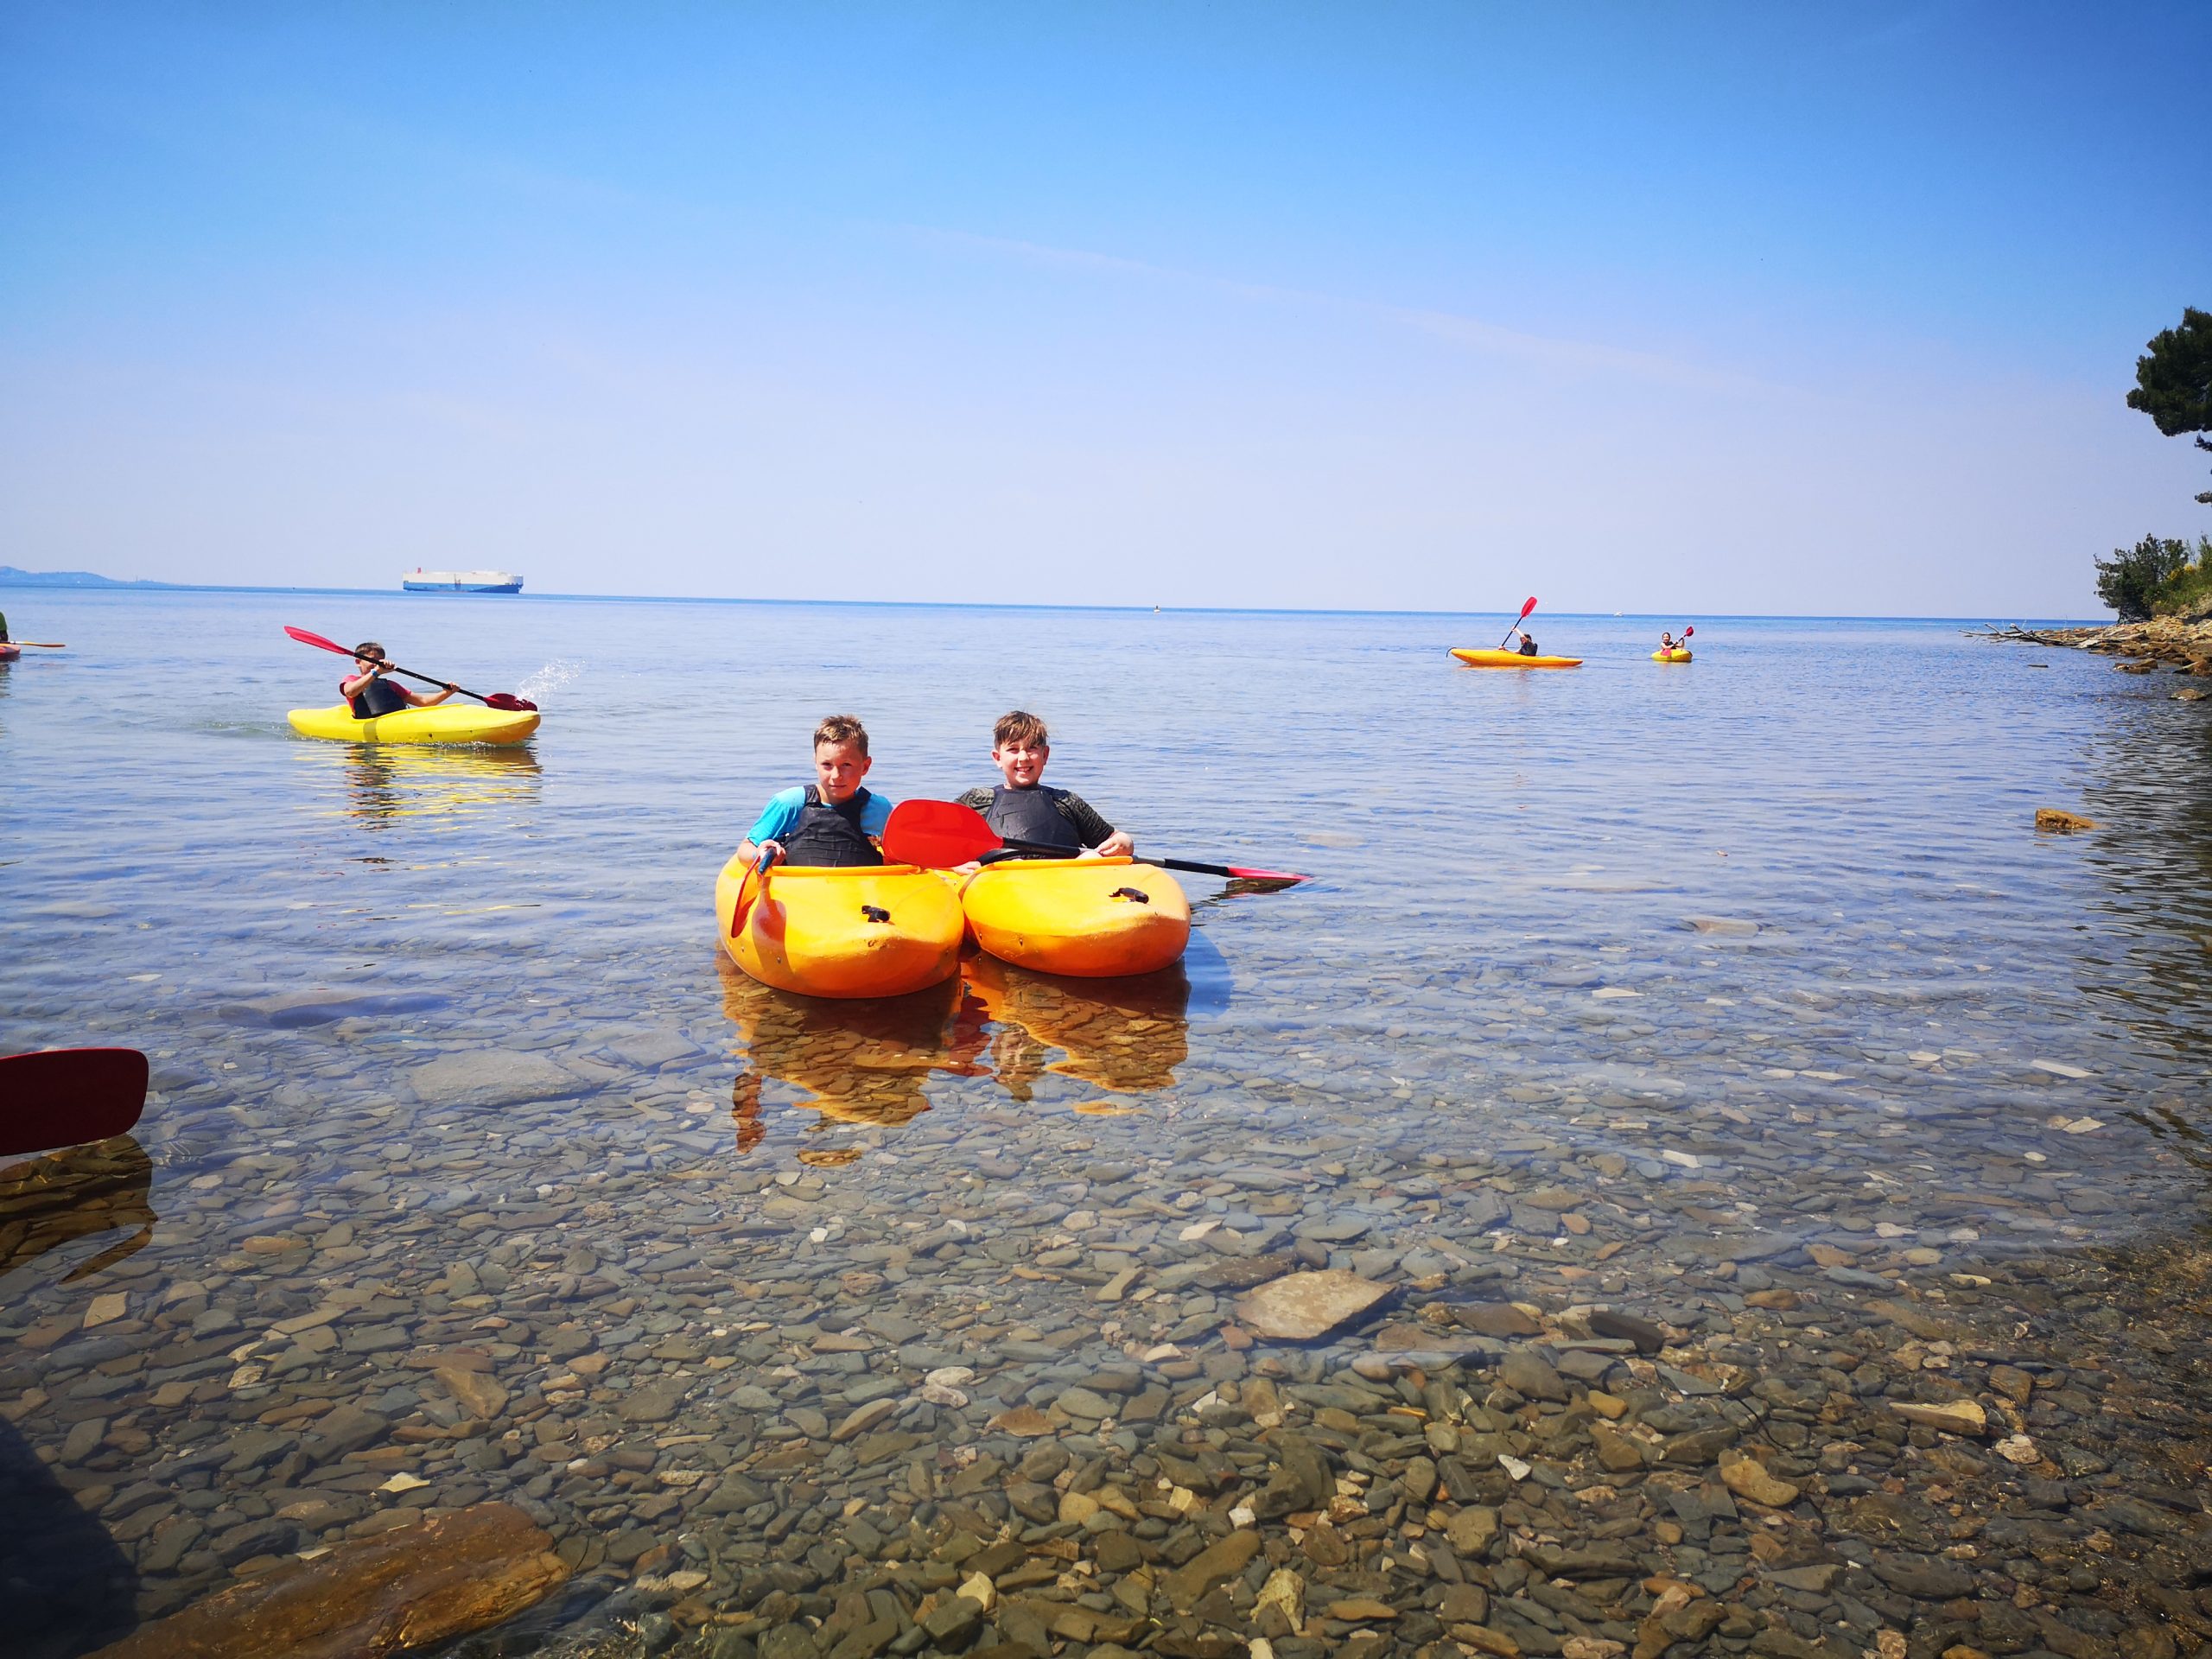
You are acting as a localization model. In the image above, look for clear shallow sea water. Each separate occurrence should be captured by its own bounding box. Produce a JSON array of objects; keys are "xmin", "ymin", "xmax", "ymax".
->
[{"xmin": 3, "ymin": 588, "xmax": 2209, "ymax": 1650}]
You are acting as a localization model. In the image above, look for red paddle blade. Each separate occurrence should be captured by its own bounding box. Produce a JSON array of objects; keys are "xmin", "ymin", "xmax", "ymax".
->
[
  {"xmin": 485, "ymin": 694, "xmax": 538, "ymax": 711},
  {"xmin": 284, "ymin": 626, "xmax": 350, "ymax": 655},
  {"xmin": 1682, "ymin": 626, "xmax": 1694, "ymax": 638},
  {"xmin": 882, "ymin": 800, "xmax": 1002, "ymax": 868},
  {"xmin": 730, "ymin": 848, "xmax": 781, "ymax": 934},
  {"xmin": 0, "ymin": 1048, "xmax": 149, "ymax": 1158},
  {"xmin": 1223, "ymin": 865, "xmax": 1307, "ymax": 882},
  {"xmin": 1519, "ymin": 596, "xmax": 1538, "ymax": 619}
]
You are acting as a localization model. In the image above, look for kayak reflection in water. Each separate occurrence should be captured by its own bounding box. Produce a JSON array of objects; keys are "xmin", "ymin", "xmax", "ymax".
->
[
  {"xmin": 340, "ymin": 744, "xmax": 543, "ymax": 830},
  {"xmin": 341, "ymin": 642, "xmax": 455, "ymax": 718},
  {"xmin": 0, "ymin": 1136, "xmax": 155, "ymax": 1282},
  {"xmin": 717, "ymin": 953, "xmax": 1192, "ymax": 1150},
  {"xmin": 720, "ymin": 967, "xmax": 982, "ymax": 1147},
  {"xmin": 953, "ymin": 955, "xmax": 1190, "ymax": 1098}
]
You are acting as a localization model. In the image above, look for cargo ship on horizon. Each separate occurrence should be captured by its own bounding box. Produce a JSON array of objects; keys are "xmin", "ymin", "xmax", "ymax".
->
[{"xmin": 402, "ymin": 568, "xmax": 523, "ymax": 594}]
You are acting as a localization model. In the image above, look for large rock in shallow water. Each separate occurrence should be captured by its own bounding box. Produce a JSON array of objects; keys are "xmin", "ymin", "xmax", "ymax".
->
[
  {"xmin": 404, "ymin": 1050, "xmax": 587, "ymax": 1109},
  {"xmin": 88, "ymin": 1502, "xmax": 569, "ymax": 1658},
  {"xmin": 1236, "ymin": 1269, "xmax": 1392, "ymax": 1341}
]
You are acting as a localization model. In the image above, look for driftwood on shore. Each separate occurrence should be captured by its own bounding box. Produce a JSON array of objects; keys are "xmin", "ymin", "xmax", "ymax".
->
[{"xmin": 1971, "ymin": 616, "xmax": 2212, "ymax": 673}]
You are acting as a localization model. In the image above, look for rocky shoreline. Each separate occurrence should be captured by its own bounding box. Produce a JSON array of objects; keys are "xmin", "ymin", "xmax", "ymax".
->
[
  {"xmin": 1978, "ymin": 619, "xmax": 2212, "ymax": 692},
  {"xmin": 12, "ymin": 1081, "xmax": 2209, "ymax": 1659}
]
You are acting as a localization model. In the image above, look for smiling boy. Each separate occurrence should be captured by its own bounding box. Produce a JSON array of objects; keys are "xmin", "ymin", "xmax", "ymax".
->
[
  {"xmin": 955, "ymin": 710, "xmax": 1134, "ymax": 858},
  {"xmin": 734, "ymin": 714, "xmax": 893, "ymax": 868}
]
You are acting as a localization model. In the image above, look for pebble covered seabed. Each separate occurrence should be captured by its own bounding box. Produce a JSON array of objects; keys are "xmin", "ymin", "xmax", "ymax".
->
[{"xmin": 3, "ymin": 599, "xmax": 2210, "ymax": 1659}]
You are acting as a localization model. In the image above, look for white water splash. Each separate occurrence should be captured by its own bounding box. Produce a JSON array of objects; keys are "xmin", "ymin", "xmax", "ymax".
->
[{"xmin": 517, "ymin": 658, "xmax": 584, "ymax": 701}]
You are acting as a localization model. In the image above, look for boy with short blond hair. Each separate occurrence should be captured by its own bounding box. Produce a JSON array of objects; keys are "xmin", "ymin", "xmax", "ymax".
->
[
  {"xmin": 734, "ymin": 714, "xmax": 893, "ymax": 868},
  {"xmin": 956, "ymin": 710, "xmax": 1134, "ymax": 858}
]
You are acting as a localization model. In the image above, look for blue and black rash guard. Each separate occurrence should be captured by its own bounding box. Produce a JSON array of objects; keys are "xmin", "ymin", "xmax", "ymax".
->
[{"xmin": 747, "ymin": 785, "xmax": 893, "ymax": 868}]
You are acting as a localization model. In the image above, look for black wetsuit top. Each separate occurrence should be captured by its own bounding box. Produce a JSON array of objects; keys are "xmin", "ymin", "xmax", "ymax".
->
[
  {"xmin": 346, "ymin": 674, "xmax": 410, "ymax": 718},
  {"xmin": 956, "ymin": 785, "xmax": 1115, "ymax": 857}
]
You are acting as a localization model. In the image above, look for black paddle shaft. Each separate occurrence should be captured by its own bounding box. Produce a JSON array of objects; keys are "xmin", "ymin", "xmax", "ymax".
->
[
  {"xmin": 359, "ymin": 658, "xmax": 504, "ymax": 707},
  {"xmin": 981, "ymin": 836, "xmax": 1289, "ymax": 883}
]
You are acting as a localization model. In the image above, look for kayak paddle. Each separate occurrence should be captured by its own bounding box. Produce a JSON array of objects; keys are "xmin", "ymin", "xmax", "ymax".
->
[
  {"xmin": 8, "ymin": 641, "xmax": 67, "ymax": 649},
  {"xmin": 1496, "ymin": 596, "xmax": 1537, "ymax": 650},
  {"xmin": 729, "ymin": 846, "xmax": 781, "ymax": 936},
  {"xmin": 283, "ymin": 626, "xmax": 538, "ymax": 711},
  {"xmin": 883, "ymin": 800, "xmax": 1308, "ymax": 884},
  {"xmin": 0, "ymin": 1048, "xmax": 149, "ymax": 1158}
]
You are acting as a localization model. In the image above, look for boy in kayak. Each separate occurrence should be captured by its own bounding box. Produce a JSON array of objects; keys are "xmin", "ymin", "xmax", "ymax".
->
[
  {"xmin": 734, "ymin": 715, "xmax": 893, "ymax": 868},
  {"xmin": 340, "ymin": 642, "xmax": 456, "ymax": 718},
  {"xmin": 1658, "ymin": 631, "xmax": 1681, "ymax": 653},
  {"xmin": 956, "ymin": 710, "xmax": 1135, "ymax": 858},
  {"xmin": 1514, "ymin": 629, "xmax": 1540, "ymax": 658}
]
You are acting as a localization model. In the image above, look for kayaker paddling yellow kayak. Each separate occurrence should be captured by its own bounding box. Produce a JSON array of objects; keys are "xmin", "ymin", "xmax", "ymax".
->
[
  {"xmin": 283, "ymin": 626, "xmax": 540, "ymax": 745},
  {"xmin": 1450, "ymin": 594, "xmax": 1582, "ymax": 667}
]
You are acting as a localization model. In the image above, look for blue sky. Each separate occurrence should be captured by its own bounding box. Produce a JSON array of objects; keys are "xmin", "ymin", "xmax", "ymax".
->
[{"xmin": 3, "ymin": 2, "xmax": 2206, "ymax": 613}]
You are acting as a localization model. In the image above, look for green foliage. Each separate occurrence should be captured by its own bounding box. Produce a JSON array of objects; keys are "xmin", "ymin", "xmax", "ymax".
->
[
  {"xmin": 2094, "ymin": 533, "xmax": 2200, "ymax": 620},
  {"xmin": 2128, "ymin": 307, "xmax": 2212, "ymax": 436},
  {"xmin": 2127, "ymin": 306, "xmax": 2212, "ymax": 505},
  {"xmin": 2160, "ymin": 538, "xmax": 2212, "ymax": 618}
]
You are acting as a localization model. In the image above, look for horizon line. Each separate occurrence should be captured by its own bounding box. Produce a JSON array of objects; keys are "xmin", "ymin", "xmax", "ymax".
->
[{"xmin": 0, "ymin": 575, "xmax": 2107, "ymax": 626}]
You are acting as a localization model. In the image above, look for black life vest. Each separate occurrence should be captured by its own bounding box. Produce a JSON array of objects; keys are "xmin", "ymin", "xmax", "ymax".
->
[
  {"xmin": 1518, "ymin": 637, "xmax": 1538, "ymax": 657},
  {"xmin": 779, "ymin": 785, "xmax": 883, "ymax": 868},
  {"xmin": 983, "ymin": 785, "xmax": 1082, "ymax": 855},
  {"xmin": 346, "ymin": 674, "xmax": 410, "ymax": 718}
]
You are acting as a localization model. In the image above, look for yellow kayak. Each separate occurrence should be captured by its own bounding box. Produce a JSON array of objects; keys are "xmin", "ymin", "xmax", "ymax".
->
[
  {"xmin": 957, "ymin": 855, "xmax": 1191, "ymax": 978},
  {"xmin": 1653, "ymin": 649, "xmax": 1693, "ymax": 663},
  {"xmin": 288, "ymin": 703, "xmax": 540, "ymax": 746},
  {"xmin": 1450, "ymin": 648, "xmax": 1583, "ymax": 670},
  {"xmin": 715, "ymin": 855, "xmax": 964, "ymax": 1000}
]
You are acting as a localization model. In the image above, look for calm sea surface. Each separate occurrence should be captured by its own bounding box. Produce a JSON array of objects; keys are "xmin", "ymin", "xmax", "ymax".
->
[{"xmin": 3, "ymin": 588, "xmax": 2208, "ymax": 1650}]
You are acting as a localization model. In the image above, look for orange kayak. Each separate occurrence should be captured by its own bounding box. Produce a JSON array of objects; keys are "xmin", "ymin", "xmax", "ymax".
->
[
  {"xmin": 955, "ymin": 856, "xmax": 1191, "ymax": 978},
  {"xmin": 1450, "ymin": 648, "xmax": 1582, "ymax": 669},
  {"xmin": 714, "ymin": 856, "xmax": 964, "ymax": 999}
]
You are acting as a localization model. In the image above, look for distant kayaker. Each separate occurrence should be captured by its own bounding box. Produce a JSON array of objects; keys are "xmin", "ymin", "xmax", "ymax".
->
[
  {"xmin": 957, "ymin": 710, "xmax": 1135, "ymax": 860},
  {"xmin": 1659, "ymin": 631, "xmax": 1681, "ymax": 653},
  {"xmin": 1514, "ymin": 630, "xmax": 1540, "ymax": 658},
  {"xmin": 340, "ymin": 642, "xmax": 455, "ymax": 719},
  {"xmin": 0, "ymin": 608, "xmax": 10, "ymax": 643},
  {"xmin": 734, "ymin": 715, "xmax": 893, "ymax": 868}
]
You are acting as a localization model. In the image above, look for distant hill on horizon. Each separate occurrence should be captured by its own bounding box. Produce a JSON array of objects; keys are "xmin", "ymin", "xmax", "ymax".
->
[{"xmin": 0, "ymin": 564, "xmax": 183, "ymax": 588}]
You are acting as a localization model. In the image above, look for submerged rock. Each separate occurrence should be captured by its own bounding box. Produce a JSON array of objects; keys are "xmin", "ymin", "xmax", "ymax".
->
[
  {"xmin": 1235, "ymin": 1269, "xmax": 1393, "ymax": 1341},
  {"xmin": 87, "ymin": 1502, "xmax": 569, "ymax": 1659}
]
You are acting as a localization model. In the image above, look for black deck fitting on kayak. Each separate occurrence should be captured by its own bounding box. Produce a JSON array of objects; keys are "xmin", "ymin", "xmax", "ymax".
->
[
  {"xmin": 861, "ymin": 905, "xmax": 891, "ymax": 924},
  {"xmin": 1109, "ymin": 887, "xmax": 1149, "ymax": 904}
]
